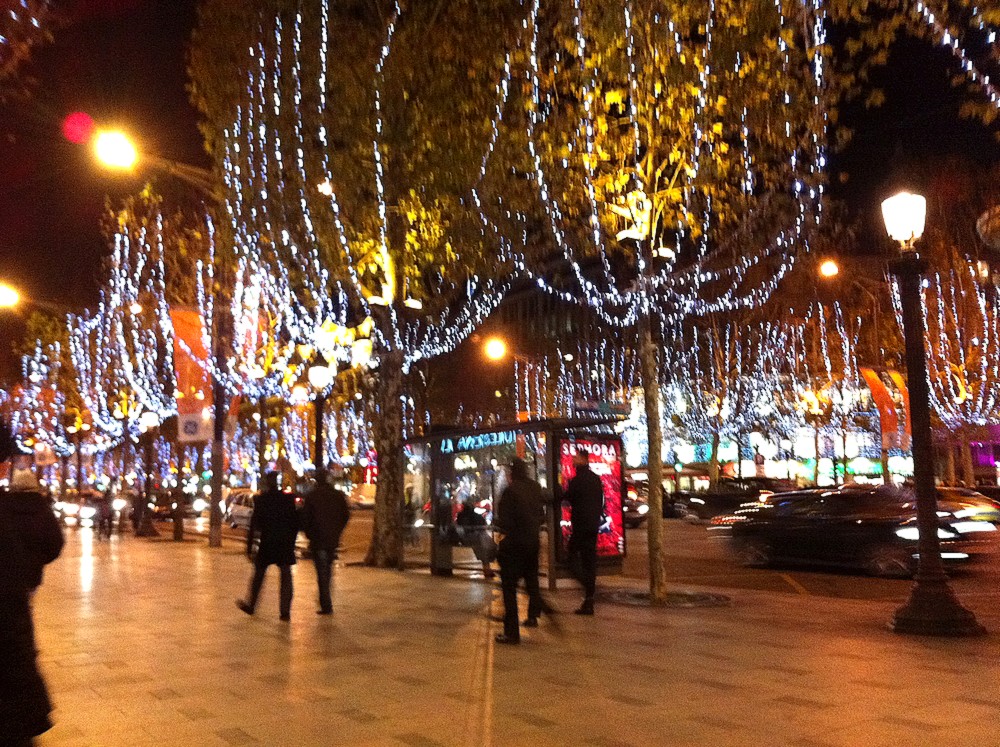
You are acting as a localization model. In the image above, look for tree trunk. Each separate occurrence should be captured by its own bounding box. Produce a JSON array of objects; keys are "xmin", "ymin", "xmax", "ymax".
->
[
  {"xmin": 943, "ymin": 442, "xmax": 956, "ymax": 486},
  {"xmin": 365, "ymin": 350, "xmax": 405, "ymax": 569},
  {"xmin": 708, "ymin": 432, "xmax": 721, "ymax": 487},
  {"xmin": 639, "ymin": 322, "xmax": 667, "ymax": 605},
  {"xmin": 735, "ymin": 435, "xmax": 743, "ymax": 479},
  {"xmin": 960, "ymin": 439, "xmax": 976, "ymax": 488}
]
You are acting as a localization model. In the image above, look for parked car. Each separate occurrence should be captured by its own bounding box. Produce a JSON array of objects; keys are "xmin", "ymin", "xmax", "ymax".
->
[
  {"xmin": 676, "ymin": 477, "xmax": 797, "ymax": 520},
  {"xmin": 711, "ymin": 485, "xmax": 999, "ymax": 577},
  {"xmin": 226, "ymin": 490, "xmax": 255, "ymax": 529}
]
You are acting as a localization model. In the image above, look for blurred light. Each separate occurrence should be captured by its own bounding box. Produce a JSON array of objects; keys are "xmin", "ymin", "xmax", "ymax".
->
[
  {"xmin": 819, "ymin": 259, "xmax": 839, "ymax": 278},
  {"xmin": 308, "ymin": 363, "xmax": 334, "ymax": 389},
  {"xmin": 129, "ymin": 302, "xmax": 143, "ymax": 314},
  {"xmin": 484, "ymin": 337, "xmax": 507, "ymax": 361},
  {"xmin": 94, "ymin": 130, "xmax": 138, "ymax": 170},
  {"xmin": 882, "ymin": 191, "xmax": 926, "ymax": 248},
  {"xmin": 62, "ymin": 111, "xmax": 95, "ymax": 144},
  {"xmin": 112, "ymin": 498, "xmax": 127, "ymax": 512},
  {"xmin": 0, "ymin": 283, "xmax": 20, "ymax": 308},
  {"xmin": 317, "ymin": 179, "xmax": 333, "ymax": 196}
]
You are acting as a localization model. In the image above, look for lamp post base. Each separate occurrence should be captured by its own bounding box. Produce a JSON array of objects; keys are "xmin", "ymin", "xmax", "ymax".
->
[{"xmin": 890, "ymin": 578, "xmax": 985, "ymax": 636}]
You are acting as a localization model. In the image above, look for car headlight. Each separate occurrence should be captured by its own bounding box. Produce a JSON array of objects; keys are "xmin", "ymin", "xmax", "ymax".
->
[
  {"xmin": 637, "ymin": 503, "xmax": 649, "ymax": 515},
  {"xmin": 895, "ymin": 527, "xmax": 958, "ymax": 540},
  {"xmin": 79, "ymin": 506, "xmax": 97, "ymax": 520}
]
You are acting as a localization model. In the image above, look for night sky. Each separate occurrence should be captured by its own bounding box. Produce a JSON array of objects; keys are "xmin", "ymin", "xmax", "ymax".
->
[{"xmin": 0, "ymin": 2, "xmax": 996, "ymax": 379}]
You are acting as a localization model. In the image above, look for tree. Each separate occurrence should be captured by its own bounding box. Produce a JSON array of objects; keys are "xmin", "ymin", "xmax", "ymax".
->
[
  {"xmin": 190, "ymin": 0, "xmax": 523, "ymax": 566},
  {"xmin": 472, "ymin": 0, "xmax": 825, "ymax": 603}
]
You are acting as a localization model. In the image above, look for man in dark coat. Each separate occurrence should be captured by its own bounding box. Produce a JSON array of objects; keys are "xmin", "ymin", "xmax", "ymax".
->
[
  {"xmin": 0, "ymin": 467, "xmax": 64, "ymax": 743},
  {"xmin": 493, "ymin": 458, "xmax": 545, "ymax": 645},
  {"xmin": 564, "ymin": 450, "xmax": 604, "ymax": 615},
  {"xmin": 237, "ymin": 471, "xmax": 298, "ymax": 620},
  {"xmin": 300, "ymin": 470, "xmax": 350, "ymax": 615}
]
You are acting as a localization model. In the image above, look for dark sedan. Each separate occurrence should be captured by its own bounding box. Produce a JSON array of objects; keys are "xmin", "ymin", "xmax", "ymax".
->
[{"xmin": 710, "ymin": 486, "xmax": 999, "ymax": 577}]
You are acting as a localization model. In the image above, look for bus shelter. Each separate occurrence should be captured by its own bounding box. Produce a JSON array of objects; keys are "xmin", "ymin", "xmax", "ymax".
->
[{"xmin": 405, "ymin": 418, "xmax": 625, "ymax": 589}]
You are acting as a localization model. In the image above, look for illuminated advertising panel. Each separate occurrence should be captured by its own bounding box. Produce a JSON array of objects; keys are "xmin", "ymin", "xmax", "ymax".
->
[{"xmin": 559, "ymin": 437, "xmax": 625, "ymax": 559}]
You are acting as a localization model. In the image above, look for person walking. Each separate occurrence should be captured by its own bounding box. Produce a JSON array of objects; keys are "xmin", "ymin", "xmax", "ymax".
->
[
  {"xmin": 236, "ymin": 472, "xmax": 298, "ymax": 621},
  {"xmin": 493, "ymin": 458, "xmax": 546, "ymax": 645},
  {"xmin": 0, "ymin": 463, "xmax": 65, "ymax": 744},
  {"xmin": 300, "ymin": 470, "xmax": 350, "ymax": 615},
  {"xmin": 456, "ymin": 498, "xmax": 496, "ymax": 579},
  {"xmin": 564, "ymin": 449, "xmax": 604, "ymax": 615}
]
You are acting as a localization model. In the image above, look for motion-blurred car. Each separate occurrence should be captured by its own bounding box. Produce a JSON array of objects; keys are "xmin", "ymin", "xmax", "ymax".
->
[
  {"xmin": 933, "ymin": 487, "xmax": 1000, "ymax": 524},
  {"xmin": 712, "ymin": 485, "xmax": 999, "ymax": 577},
  {"xmin": 676, "ymin": 477, "xmax": 797, "ymax": 520}
]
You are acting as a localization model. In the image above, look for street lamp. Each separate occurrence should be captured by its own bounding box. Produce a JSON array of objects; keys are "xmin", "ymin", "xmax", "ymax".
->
[
  {"xmin": 0, "ymin": 283, "xmax": 20, "ymax": 308},
  {"xmin": 484, "ymin": 337, "xmax": 508, "ymax": 362},
  {"xmin": 90, "ymin": 126, "xmax": 225, "ymax": 547},
  {"xmin": 93, "ymin": 129, "xmax": 138, "ymax": 170},
  {"xmin": 882, "ymin": 190, "xmax": 983, "ymax": 636},
  {"xmin": 308, "ymin": 360, "xmax": 334, "ymax": 475}
]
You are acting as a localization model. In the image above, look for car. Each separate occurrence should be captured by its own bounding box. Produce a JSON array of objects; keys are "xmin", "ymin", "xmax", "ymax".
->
[
  {"xmin": 623, "ymin": 482, "xmax": 649, "ymax": 528},
  {"xmin": 54, "ymin": 490, "xmax": 101, "ymax": 527},
  {"xmin": 226, "ymin": 490, "xmax": 255, "ymax": 529},
  {"xmin": 349, "ymin": 483, "xmax": 376, "ymax": 509},
  {"xmin": 676, "ymin": 477, "xmax": 797, "ymax": 520},
  {"xmin": 712, "ymin": 485, "xmax": 999, "ymax": 577}
]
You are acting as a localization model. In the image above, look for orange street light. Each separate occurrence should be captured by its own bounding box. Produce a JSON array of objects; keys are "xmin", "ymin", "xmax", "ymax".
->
[
  {"xmin": 94, "ymin": 129, "xmax": 138, "ymax": 170},
  {"xmin": 484, "ymin": 337, "xmax": 507, "ymax": 362},
  {"xmin": 819, "ymin": 259, "xmax": 839, "ymax": 278},
  {"xmin": 0, "ymin": 282, "xmax": 20, "ymax": 308}
]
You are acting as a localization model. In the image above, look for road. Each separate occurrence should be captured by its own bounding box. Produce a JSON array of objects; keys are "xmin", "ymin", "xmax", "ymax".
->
[{"xmin": 175, "ymin": 512, "xmax": 1000, "ymax": 606}]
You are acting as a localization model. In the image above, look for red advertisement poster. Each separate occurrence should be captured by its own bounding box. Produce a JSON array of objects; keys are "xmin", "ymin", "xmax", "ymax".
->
[{"xmin": 559, "ymin": 437, "xmax": 624, "ymax": 558}]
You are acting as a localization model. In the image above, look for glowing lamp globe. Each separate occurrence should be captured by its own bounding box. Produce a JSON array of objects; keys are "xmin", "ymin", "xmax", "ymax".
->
[
  {"xmin": 819, "ymin": 260, "xmax": 839, "ymax": 278},
  {"xmin": 139, "ymin": 411, "xmax": 159, "ymax": 432},
  {"xmin": 0, "ymin": 283, "xmax": 20, "ymax": 308},
  {"xmin": 94, "ymin": 130, "xmax": 138, "ymax": 170},
  {"xmin": 484, "ymin": 337, "xmax": 507, "ymax": 361},
  {"xmin": 351, "ymin": 338, "xmax": 373, "ymax": 368},
  {"xmin": 307, "ymin": 363, "xmax": 334, "ymax": 390},
  {"xmin": 881, "ymin": 191, "xmax": 926, "ymax": 249}
]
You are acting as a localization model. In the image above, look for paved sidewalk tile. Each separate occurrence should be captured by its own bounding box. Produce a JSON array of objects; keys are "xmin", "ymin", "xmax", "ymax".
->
[{"xmin": 27, "ymin": 530, "xmax": 1000, "ymax": 746}]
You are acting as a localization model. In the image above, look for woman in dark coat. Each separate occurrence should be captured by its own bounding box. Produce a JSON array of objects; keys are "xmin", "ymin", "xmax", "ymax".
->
[
  {"xmin": 236, "ymin": 472, "xmax": 299, "ymax": 620},
  {"xmin": 0, "ymin": 468, "xmax": 65, "ymax": 744}
]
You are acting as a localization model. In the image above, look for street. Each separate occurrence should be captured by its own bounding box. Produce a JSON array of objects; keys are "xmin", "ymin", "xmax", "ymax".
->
[{"xmin": 176, "ymin": 511, "xmax": 1000, "ymax": 607}]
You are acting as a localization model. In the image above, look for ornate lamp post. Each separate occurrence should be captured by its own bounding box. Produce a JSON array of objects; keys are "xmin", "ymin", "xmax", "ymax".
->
[
  {"xmin": 883, "ymin": 191, "xmax": 983, "ymax": 636},
  {"xmin": 307, "ymin": 360, "xmax": 334, "ymax": 476}
]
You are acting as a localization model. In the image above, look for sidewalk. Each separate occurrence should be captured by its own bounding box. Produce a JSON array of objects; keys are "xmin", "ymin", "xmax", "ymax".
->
[{"xmin": 32, "ymin": 530, "xmax": 1000, "ymax": 747}]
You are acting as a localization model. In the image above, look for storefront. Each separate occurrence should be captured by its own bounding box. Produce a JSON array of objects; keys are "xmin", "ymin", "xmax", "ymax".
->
[{"xmin": 405, "ymin": 418, "xmax": 625, "ymax": 588}]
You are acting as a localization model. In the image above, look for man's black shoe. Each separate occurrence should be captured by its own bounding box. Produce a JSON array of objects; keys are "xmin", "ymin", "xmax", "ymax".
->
[
  {"xmin": 280, "ymin": 614, "xmax": 290, "ymax": 621},
  {"xmin": 236, "ymin": 600, "xmax": 254, "ymax": 616},
  {"xmin": 317, "ymin": 609, "xmax": 333, "ymax": 615},
  {"xmin": 494, "ymin": 634, "xmax": 520, "ymax": 645},
  {"xmin": 523, "ymin": 617, "xmax": 539, "ymax": 628},
  {"xmin": 574, "ymin": 603, "xmax": 594, "ymax": 616}
]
